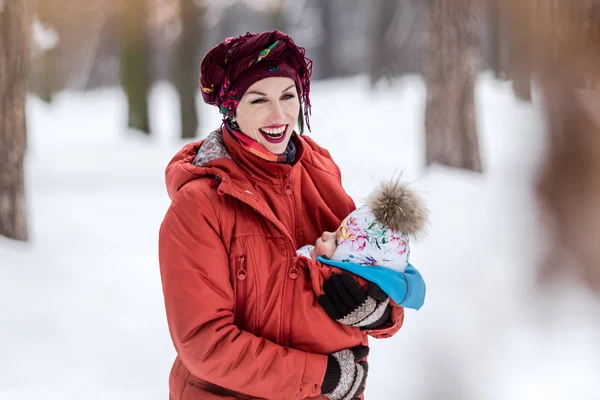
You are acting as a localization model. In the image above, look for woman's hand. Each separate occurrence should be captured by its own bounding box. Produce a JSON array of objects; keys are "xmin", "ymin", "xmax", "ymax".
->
[
  {"xmin": 322, "ymin": 346, "xmax": 369, "ymax": 400},
  {"xmin": 318, "ymin": 272, "xmax": 391, "ymax": 329}
]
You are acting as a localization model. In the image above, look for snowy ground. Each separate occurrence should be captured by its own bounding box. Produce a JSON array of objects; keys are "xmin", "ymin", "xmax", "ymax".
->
[{"xmin": 1, "ymin": 74, "xmax": 600, "ymax": 399}]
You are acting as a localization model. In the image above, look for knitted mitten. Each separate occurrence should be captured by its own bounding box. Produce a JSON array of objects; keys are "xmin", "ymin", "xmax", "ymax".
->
[
  {"xmin": 321, "ymin": 346, "xmax": 369, "ymax": 400},
  {"xmin": 318, "ymin": 272, "xmax": 391, "ymax": 329}
]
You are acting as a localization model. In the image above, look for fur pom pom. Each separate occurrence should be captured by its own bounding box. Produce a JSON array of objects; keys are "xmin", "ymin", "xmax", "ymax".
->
[{"xmin": 367, "ymin": 177, "xmax": 428, "ymax": 238}]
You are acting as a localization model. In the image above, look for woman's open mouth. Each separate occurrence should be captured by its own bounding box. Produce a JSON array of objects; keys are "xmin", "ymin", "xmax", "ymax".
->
[{"xmin": 259, "ymin": 125, "xmax": 288, "ymax": 144}]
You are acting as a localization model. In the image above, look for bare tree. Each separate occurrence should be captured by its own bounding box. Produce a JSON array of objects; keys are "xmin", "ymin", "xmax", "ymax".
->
[
  {"xmin": 35, "ymin": 0, "xmax": 59, "ymax": 102},
  {"xmin": 503, "ymin": 0, "xmax": 532, "ymax": 101},
  {"xmin": 516, "ymin": 0, "xmax": 600, "ymax": 292},
  {"xmin": 120, "ymin": 0, "xmax": 151, "ymax": 134},
  {"xmin": 316, "ymin": 0, "xmax": 335, "ymax": 79},
  {"xmin": 174, "ymin": 0, "xmax": 201, "ymax": 139},
  {"xmin": 423, "ymin": 0, "xmax": 482, "ymax": 172},
  {"xmin": 486, "ymin": 0, "xmax": 503, "ymax": 79},
  {"xmin": 0, "ymin": 0, "xmax": 31, "ymax": 241},
  {"xmin": 271, "ymin": 0, "xmax": 287, "ymax": 32},
  {"xmin": 368, "ymin": 0, "xmax": 399, "ymax": 85}
]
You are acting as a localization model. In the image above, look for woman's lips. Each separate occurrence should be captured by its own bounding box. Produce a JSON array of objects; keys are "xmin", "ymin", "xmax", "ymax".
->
[{"xmin": 259, "ymin": 125, "xmax": 288, "ymax": 144}]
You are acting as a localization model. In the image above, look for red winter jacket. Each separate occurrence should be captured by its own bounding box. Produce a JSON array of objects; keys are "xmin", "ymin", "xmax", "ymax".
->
[{"xmin": 158, "ymin": 127, "xmax": 404, "ymax": 400}]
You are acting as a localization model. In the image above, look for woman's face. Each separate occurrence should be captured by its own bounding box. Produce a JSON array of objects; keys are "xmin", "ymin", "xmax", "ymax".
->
[
  {"xmin": 234, "ymin": 77, "xmax": 300, "ymax": 155},
  {"xmin": 311, "ymin": 228, "xmax": 341, "ymax": 259}
]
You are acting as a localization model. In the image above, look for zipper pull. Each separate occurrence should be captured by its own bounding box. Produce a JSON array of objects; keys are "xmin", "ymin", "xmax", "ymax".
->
[
  {"xmin": 288, "ymin": 256, "xmax": 298, "ymax": 279},
  {"xmin": 284, "ymin": 173, "xmax": 292, "ymax": 195},
  {"xmin": 237, "ymin": 255, "xmax": 247, "ymax": 280}
]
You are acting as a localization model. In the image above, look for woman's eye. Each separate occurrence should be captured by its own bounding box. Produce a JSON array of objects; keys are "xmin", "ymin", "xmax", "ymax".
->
[
  {"xmin": 251, "ymin": 98, "xmax": 266, "ymax": 104},
  {"xmin": 282, "ymin": 93, "xmax": 295, "ymax": 100}
]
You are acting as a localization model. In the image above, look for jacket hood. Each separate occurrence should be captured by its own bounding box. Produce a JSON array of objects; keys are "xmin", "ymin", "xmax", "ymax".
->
[
  {"xmin": 165, "ymin": 130, "xmax": 234, "ymax": 200},
  {"xmin": 165, "ymin": 141, "xmax": 204, "ymax": 200}
]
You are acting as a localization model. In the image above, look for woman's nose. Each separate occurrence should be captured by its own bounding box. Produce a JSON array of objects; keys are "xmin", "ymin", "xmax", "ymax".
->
[{"xmin": 269, "ymin": 101, "xmax": 285, "ymax": 121}]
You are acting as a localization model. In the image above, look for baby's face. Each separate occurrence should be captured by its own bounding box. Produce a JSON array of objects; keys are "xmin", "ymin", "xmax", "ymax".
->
[{"xmin": 310, "ymin": 227, "xmax": 341, "ymax": 259}]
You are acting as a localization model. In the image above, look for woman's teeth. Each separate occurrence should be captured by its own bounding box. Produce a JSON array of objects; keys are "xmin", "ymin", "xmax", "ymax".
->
[{"xmin": 260, "ymin": 126, "xmax": 286, "ymax": 137}]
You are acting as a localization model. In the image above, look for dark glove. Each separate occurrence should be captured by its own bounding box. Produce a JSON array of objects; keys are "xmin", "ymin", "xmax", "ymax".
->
[
  {"xmin": 321, "ymin": 346, "xmax": 369, "ymax": 400},
  {"xmin": 319, "ymin": 272, "xmax": 391, "ymax": 329}
]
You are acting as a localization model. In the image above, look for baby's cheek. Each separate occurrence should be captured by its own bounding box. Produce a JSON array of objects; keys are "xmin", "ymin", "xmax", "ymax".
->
[{"xmin": 325, "ymin": 243, "xmax": 337, "ymax": 258}]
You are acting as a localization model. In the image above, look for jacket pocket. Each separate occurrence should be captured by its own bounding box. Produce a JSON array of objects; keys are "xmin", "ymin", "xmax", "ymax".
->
[{"xmin": 186, "ymin": 375, "xmax": 263, "ymax": 399}]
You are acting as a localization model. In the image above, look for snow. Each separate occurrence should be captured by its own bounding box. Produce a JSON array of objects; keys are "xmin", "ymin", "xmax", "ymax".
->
[
  {"xmin": 1, "ymin": 73, "xmax": 600, "ymax": 399},
  {"xmin": 32, "ymin": 19, "xmax": 59, "ymax": 52}
]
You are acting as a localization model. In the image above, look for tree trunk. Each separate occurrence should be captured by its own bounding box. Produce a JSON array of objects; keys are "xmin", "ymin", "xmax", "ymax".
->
[
  {"xmin": 0, "ymin": 0, "xmax": 30, "ymax": 241},
  {"xmin": 175, "ymin": 0, "xmax": 200, "ymax": 139},
  {"xmin": 40, "ymin": 46, "xmax": 58, "ymax": 103},
  {"xmin": 423, "ymin": 0, "xmax": 482, "ymax": 172},
  {"xmin": 368, "ymin": 0, "xmax": 398, "ymax": 86},
  {"xmin": 487, "ymin": 0, "xmax": 503, "ymax": 79},
  {"xmin": 505, "ymin": 0, "xmax": 600, "ymax": 293},
  {"xmin": 537, "ymin": 83, "xmax": 600, "ymax": 293},
  {"xmin": 317, "ymin": 0, "xmax": 335, "ymax": 79},
  {"xmin": 505, "ymin": 0, "xmax": 532, "ymax": 101},
  {"xmin": 36, "ymin": 0, "xmax": 58, "ymax": 103},
  {"xmin": 120, "ymin": 0, "xmax": 151, "ymax": 135},
  {"xmin": 271, "ymin": 0, "xmax": 287, "ymax": 33}
]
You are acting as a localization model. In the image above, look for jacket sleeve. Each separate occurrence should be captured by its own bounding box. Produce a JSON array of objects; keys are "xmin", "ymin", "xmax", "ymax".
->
[
  {"xmin": 159, "ymin": 186, "xmax": 327, "ymax": 400},
  {"xmin": 301, "ymin": 257, "xmax": 409, "ymax": 340},
  {"xmin": 300, "ymin": 257, "xmax": 405, "ymax": 339},
  {"xmin": 362, "ymin": 264, "xmax": 428, "ymax": 339}
]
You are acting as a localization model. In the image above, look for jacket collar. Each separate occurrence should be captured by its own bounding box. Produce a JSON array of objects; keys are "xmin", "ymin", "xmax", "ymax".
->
[{"xmin": 221, "ymin": 124, "xmax": 305, "ymax": 185}]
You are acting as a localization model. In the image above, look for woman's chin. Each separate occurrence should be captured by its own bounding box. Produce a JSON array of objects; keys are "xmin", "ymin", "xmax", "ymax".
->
[{"xmin": 261, "ymin": 136, "xmax": 291, "ymax": 155}]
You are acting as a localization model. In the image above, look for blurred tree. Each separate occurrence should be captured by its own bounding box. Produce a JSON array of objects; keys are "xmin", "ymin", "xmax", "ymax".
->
[
  {"xmin": 174, "ymin": 0, "xmax": 202, "ymax": 139},
  {"xmin": 317, "ymin": 0, "xmax": 335, "ymax": 79},
  {"xmin": 423, "ymin": 0, "xmax": 482, "ymax": 172},
  {"xmin": 368, "ymin": 0, "xmax": 398, "ymax": 86},
  {"xmin": 120, "ymin": 0, "xmax": 151, "ymax": 134},
  {"xmin": 369, "ymin": 0, "xmax": 424, "ymax": 86},
  {"xmin": 486, "ymin": 0, "xmax": 503, "ymax": 79},
  {"xmin": 503, "ymin": 0, "xmax": 532, "ymax": 101},
  {"xmin": 39, "ymin": 36, "xmax": 59, "ymax": 102},
  {"xmin": 271, "ymin": 0, "xmax": 287, "ymax": 33},
  {"xmin": 502, "ymin": 0, "xmax": 600, "ymax": 292},
  {"xmin": 0, "ymin": 0, "xmax": 30, "ymax": 241},
  {"xmin": 35, "ymin": 0, "xmax": 59, "ymax": 103}
]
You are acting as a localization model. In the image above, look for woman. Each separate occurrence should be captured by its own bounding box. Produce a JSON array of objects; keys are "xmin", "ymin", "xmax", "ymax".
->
[{"xmin": 159, "ymin": 31, "xmax": 418, "ymax": 400}]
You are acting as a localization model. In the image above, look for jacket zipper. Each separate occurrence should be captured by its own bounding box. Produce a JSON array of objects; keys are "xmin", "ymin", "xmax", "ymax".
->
[
  {"xmin": 279, "ymin": 172, "xmax": 298, "ymax": 346},
  {"xmin": 234, "ymin": 255, "xmax": 247, "ymax": 328},
  {"xmin": 220, "ymin": 182, "xmax": 298, "ymax": 346},
  {"xmin": 279, "ymin": 252, "xmax": 299, "ymax": 346},
  {"xmin": 285, "ymin": 256, "xmax": 299, "ymax": 346}
]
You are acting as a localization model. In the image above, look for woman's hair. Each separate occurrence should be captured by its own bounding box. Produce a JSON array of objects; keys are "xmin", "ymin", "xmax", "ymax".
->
[{"xmin": 297, "ymin": 105, "xmax": 305, "ymax": 135}]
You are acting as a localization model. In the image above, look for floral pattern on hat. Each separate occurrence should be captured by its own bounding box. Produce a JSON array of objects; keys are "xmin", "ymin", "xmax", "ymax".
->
[{"xmin": 332, "ymin": 206, "xmax": 410, "ymax": 272}]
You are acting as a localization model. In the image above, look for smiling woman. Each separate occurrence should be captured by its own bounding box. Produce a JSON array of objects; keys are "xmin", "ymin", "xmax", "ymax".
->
[
  {"xmin": 234, "ymin": 77, "xmax": 300, "ymax": 154},
  {"xmin": 158, "ymin": 30, "xmax": 409, "ymax": 400}
]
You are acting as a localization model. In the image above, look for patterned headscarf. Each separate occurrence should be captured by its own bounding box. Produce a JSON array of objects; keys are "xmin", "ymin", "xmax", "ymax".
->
[{"xmin": 199, "ymin": 30, "xmax": 313, "ymax": 130}]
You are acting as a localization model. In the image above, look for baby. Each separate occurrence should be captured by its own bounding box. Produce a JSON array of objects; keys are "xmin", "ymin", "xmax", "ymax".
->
[
  {"xmin": 297, "ymin": 177, "xmax": 428, "ymax": 309},
  {"xmin": 297, "ymin": 177, "xmax": 427, "ymax": 272}
]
